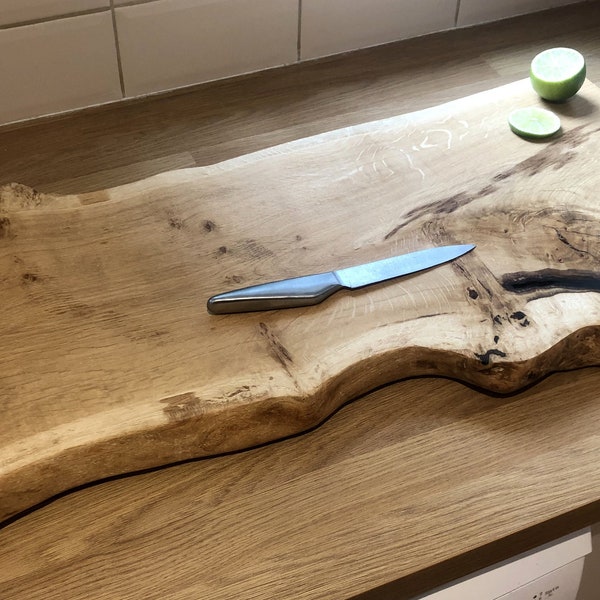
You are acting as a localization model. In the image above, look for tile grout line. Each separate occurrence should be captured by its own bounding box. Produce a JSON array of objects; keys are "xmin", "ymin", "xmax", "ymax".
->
[
  {"xmin": 0, "ymin": 7, "xmax": 109, "ymax": 30},
  {"xmin": 454, "ymin": 0, "xmax": 462, "ymax": 27},
  {"xmin": 110, "ymin": 0, "xmax": 127, "ymax": 98},
  {"xmin": 112, "ymin": 0, "xmax": 162, "ymax": 7},
  {"xmin": 0, "ymin": 0, "xmax": 162, "ymax": 30},
  {"xmin": 297, "ymin": 0, "xmax": 302, "ymax": 62}
]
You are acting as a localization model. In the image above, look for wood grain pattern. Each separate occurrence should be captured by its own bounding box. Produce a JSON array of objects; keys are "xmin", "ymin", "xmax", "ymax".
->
[
  {"xmin": 3, "ymin": 76, "xmax": 600, "ymax": 525},
  {"xmin": 2, "ymin": 4, "xmax": 600, "ymax": 599},
  {"xmin": 1, "ymin": 371, "xmax": 600, "ymax": 600}
]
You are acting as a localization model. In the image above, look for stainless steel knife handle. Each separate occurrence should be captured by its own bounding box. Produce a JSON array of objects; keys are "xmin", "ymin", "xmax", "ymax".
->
[{"xmin": 207, "ymin": 272, "xmax": 343, "ymax": 314}]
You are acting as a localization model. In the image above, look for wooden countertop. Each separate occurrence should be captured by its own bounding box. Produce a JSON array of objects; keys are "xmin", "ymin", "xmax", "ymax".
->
[
  {"xmin": 2, "ymin": 4, "xmax": 600, "ymax": 599},
  {"xmin": 2, "ymin": 370, "xmax": 600, "ymax": 599}
]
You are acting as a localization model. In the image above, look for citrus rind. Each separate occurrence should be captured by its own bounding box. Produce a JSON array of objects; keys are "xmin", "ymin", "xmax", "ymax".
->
[{"xmin": 530, "ymin": 47, "xmax": 586, "ymax": 102}]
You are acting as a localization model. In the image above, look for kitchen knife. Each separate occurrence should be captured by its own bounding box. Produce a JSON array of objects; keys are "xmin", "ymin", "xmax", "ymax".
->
[{"xmin": 207, "ymin": 243, "xmax": 475, "ymax": 314}]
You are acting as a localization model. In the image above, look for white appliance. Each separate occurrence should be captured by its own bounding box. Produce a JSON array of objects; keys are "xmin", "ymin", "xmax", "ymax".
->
[{"xmin": 415, "ymin": 528, "xmax": 592, "ymax": 600}]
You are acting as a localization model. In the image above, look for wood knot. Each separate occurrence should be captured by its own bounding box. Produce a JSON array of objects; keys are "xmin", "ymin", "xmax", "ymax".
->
[
  {"xmin": 160, "ymin": 392, "xmax": 203, "ymax": 422},
  {"xmin": 21, "ymin": 272, "xmax": 41, "ymax": 284},
  {"xmin": 0, "ymin": 216, "xmax": 13, "ymax": 239}
]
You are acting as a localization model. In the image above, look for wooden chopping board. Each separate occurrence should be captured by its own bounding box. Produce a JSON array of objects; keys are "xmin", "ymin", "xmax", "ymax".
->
[{"xmin": 2, "ymin": 78, "xmax": 600, "ymax": 523}]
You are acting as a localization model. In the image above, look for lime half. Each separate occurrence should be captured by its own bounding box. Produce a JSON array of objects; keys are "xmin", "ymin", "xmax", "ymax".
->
[
  {"xmin": 508, "ymin": 107, "xmax": 561, "ymax": 139},
  {"xmin": 530, "ymin": 47, "xmax": 586, "ymax": 102}
]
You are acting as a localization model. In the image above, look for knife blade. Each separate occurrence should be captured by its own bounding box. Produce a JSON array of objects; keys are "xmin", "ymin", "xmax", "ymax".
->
[{"xmin": 207, "ymin": 243, "xmax": 475, "ymax": 314}]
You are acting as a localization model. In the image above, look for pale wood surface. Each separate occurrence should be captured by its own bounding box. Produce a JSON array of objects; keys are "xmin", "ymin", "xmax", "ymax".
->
[{"xmin": 2, "ymin": 3, "xmax": 600, "ymax": 599}]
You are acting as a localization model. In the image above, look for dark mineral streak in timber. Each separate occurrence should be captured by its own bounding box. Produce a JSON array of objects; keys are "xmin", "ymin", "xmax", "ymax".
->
[
  {"xmin": 474, "ymin": 349, "xmax": 507, "ymax": 366},
  {"xmin": 510, "ymin": 311, "xmax": 527, "ymax": 321},
  {"xmin": 502, "ymin": 269, "xmax": 600, "ymax": 295}
]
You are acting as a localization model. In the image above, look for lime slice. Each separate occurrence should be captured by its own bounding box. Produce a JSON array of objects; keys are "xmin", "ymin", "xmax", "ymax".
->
[
  {"xmin": 508, "ymin": 107, "xmax": 561, "ymax": 139},
  {"xmin": 530, "ymin": 47, "xmax": 586, "ymax": 102}
]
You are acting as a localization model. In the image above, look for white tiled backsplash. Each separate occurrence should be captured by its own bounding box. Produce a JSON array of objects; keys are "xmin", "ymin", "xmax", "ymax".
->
[{"xmin": 0, "ymin": 0, "xmax": 585, "ymax": 126}]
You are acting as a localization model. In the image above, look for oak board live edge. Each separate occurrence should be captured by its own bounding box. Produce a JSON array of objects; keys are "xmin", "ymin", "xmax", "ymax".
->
[{"xmin": 2, "ymin": 78, "xmax": 600, "ymax": 524}]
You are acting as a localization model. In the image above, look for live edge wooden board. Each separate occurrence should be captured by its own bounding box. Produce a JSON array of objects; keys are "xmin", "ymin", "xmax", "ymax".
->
[{"xmin": 2, "ymin": 78, "xmax": 600, "ymax": 523}]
